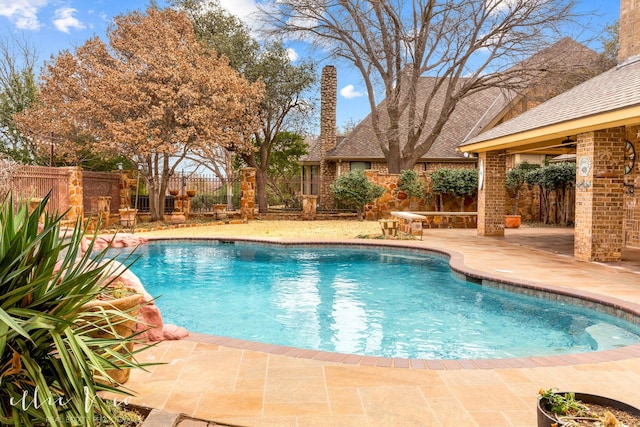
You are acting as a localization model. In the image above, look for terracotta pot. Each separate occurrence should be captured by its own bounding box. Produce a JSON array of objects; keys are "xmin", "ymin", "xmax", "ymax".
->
[
  {"xmin": 83, "ymin": 292, "xmax": 142, "ymax": 385},
  {"xmin": 504, "ymin": 214, "xmax": 521, "ymax": 228},
  {"xmin": 537, "ymin": 392, "xmax": 640, "ymax": 427},
  {"xmin": 118, "ymin": 208, "xmax": 138, "ymax": 227},
  {"xmin": 186, "ymin": 189, "xmax": 196, "ymax": 197}
]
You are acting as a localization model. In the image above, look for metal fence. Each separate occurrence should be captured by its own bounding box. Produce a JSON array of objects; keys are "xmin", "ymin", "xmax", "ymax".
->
[
  {"xmin": 265, "ymin": 177, "xmax": 354, "ymax": 213},
  {"xmin": 9, "ymin": 165, "xmax": 70, "ymax": 214},
  {"xmin": 168, "ymin": 174, "xmax": 242, "ymax": 212}
]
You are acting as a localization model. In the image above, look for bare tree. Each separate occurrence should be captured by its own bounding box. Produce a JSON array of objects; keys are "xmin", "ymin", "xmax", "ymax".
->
[
  {"xmin": 173, "ymin": 0, "xmax": 317, "ymax": 213},
  {"xmin": 258, "ymin": 0, "xmax": 594, "ymax": 173},
  {"xmin": 0, "ymin": 35, "xmax": 38, "ymax": 163}
]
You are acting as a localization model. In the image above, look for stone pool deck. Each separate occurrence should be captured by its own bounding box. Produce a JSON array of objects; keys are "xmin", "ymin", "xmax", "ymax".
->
[{"xmin": 121, "ymin": 227, "xmax": 640, "ymax": 426}]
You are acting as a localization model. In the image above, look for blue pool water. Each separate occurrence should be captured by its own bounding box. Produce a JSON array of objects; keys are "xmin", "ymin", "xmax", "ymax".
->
[{"xmin": 113, "ymin": 240, "xmax": 640, "ymax": 359}]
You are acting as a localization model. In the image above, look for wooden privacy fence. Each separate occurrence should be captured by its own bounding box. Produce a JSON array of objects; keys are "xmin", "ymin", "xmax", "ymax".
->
[{"xmin": 10, "ymin": 165, "xmax": 70, "ymax": 214}]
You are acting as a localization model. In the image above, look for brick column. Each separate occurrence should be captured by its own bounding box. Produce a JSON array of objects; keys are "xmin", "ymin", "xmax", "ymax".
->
[
  {"xmin": 574, "ymin": 128, "xmax": 625, "ymax": 261},
  {"xmin": 241, "ymin": 167, "xmax": 256, "ymax": 220},
  {"xmin": 66, "ymin": 166, "xmax": 84, "ymax": 223},
  {"xmin": 477, "ymin": 151, "xmax": 506, "ymax": 236}
]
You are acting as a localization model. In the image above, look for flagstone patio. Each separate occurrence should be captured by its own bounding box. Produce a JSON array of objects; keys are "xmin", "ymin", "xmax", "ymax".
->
[{"xmin": 120, "ymin": 227, "xmax": 640, "ymax": 426}]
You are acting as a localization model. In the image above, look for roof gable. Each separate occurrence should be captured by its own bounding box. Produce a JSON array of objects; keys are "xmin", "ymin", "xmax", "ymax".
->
[{"xmin": 461, "ymin": 59, "xmax": 640, "ymax": 149}]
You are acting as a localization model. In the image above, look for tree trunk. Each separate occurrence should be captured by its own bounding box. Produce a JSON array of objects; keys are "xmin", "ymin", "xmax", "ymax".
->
[
  {"xmin": 513, "ymin": 188, "xmax": 521, "ymax": 216},
  {"xmin": 149, "ymin": 183, "xmax": 161, "ymax": 222}
]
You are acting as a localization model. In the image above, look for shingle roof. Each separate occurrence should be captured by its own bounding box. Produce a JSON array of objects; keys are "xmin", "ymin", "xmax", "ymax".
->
[
  {"xmin": 327, "ymin": 82, "xmax": 511, "ymax": 160},
  {"xmin": 461, "ymin": 58, "xmax": 640, "ymax": 146}
]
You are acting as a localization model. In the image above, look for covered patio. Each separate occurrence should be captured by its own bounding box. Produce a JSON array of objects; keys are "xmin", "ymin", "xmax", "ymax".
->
[{"xmin": 459, "ymin": 0, "xmax": 640, "ymax": 263}]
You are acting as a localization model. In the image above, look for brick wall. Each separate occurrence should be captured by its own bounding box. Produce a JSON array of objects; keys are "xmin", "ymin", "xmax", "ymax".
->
[
  {"xmin": 624, "ymin": 126, "xmax": 640, "ymax": 246},
  {"xmin": 477, "ymin": 151, "xmax": 506, "ymax": 236},
  {"xmin": 575, "ymin": 128, "xmax": 625, "ymax": 261},
  {"xmin": 620, "ymin": 0, "xmax": 640, "ymax": 63}
]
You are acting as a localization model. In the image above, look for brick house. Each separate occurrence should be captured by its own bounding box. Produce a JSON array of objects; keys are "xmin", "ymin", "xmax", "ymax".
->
[
  {"xmin": 459, "ymin": 0, "xmax": 639, "ymax": 262},
  {"xmin": 302, "ymin": 38, "xmax": 607, "ymax": 214}
]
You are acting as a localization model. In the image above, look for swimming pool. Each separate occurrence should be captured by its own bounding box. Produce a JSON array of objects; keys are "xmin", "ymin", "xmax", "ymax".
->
[{"xmin": 115, "ymin": 240, "xmax": 640, "ymax": 359}]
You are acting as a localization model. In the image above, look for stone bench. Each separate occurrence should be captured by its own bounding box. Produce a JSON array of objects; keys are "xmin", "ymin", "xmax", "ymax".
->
[
  {"xmin": 390, "ymin": 211, "xmax": 428, "ymax": 238},
  {"xmin": 390, "ymin": 211, "xmax": 478, "ymax": 236},
  {"xmin": 413, "ymin": 212, "xmax": 478, "ymax": 229}
]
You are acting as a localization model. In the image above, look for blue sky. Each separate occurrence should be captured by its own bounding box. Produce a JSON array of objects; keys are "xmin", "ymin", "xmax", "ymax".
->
[{"xmin": 0, "ymin": 0, "xmax": 621, "ymax": 134}]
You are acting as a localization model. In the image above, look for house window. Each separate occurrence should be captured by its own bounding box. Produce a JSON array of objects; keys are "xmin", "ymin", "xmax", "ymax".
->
[
  {"xmin": 302, "ymin": 165, "xmax": 319, "ymax": 195},
  {"xmin": 350, "ymin": 161, "xmax": 371, "ymax": 171}
]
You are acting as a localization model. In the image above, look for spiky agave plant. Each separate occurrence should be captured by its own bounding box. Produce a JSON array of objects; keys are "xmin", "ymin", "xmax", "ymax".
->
[{"xmin": 0, "ymin": 193, "xmax": 150, "ymax": 426}]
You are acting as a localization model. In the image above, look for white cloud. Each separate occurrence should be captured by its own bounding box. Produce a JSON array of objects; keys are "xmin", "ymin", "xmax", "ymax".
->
[
  {"xmin": 340, "ymin": 84, "xmax": 363, "ymax": 100},
  {"xmin": 286, "ymin": 47, "xmax": 298, "ymax": 61},
  {"xmin": 0, "ymin": 0, "xmax": 49, "ymax": 30},
  {"xmin": 486, "ymin": 0, "xmax": 519, "ymax": 14},
  {"xmin": 219, "ymin": 0, "xmax": 259, "ymax": 22},
  {"xmin": 53, "ymin": 7, "xmax": 85, "ymax": 33}
]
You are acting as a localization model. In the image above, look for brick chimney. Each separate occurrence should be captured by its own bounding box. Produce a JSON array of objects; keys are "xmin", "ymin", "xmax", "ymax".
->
[
  {"xmin": 619, "ymin": 0, "xmax": 640, "ymax": 64},
  {"xmin": 319, "ymin": 65, "xmax": 337, "ymax": 208}
]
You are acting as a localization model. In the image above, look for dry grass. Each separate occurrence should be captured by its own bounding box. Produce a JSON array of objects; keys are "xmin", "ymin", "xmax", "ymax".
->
[{"xmin": 137, "ymin": 219, "xmax": 386, "ymax": 240}]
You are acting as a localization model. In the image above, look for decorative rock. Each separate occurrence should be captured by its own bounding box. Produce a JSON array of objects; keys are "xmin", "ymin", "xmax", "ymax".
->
[
  {"xmin": 103, "ymin": 260, "xmax": 188, "ymax": 342},
  {"xmin": 81, "ymin": 233, "xmax": 148, "ymax": 252}
]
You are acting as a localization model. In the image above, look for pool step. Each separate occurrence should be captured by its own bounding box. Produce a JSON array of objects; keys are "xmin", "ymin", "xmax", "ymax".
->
[{"xmin": 585, "ymin": 323, "xmax": 639, "ymax": 350}]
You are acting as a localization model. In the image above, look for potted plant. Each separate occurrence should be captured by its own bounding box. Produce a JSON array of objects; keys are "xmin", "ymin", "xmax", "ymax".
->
[
  {"xmin": 505, "ymin": 161, "xmax": 539, "ymax": 228},
  {"xmin": 81, "ymin": 281, "xmax": 142, "ymax": 385},
  {"xmin": 119, "ymin": 206, "xmax": 138, "ymax": 227},
  {"xmin": 0, "ymin": 193, "xmax": 151, "ymax": 425},
  {"xmin": 537, "ymin": 388, "xmax": 640, "ymax": 426}
]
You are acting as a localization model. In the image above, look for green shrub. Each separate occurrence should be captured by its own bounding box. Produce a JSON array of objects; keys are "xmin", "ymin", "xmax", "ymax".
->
[
  {"xmin": 525, "ymin": 162, "xmax": 576, "ymax": 224},
  {"xmin": 429, "ymin": 168, "xmax": 478, "ymax": 211},
  {"xmin": 397, "ymin": 169, "xmax": 426, "ymax": 200},
  {"xmin": 505, "ymin": 161, "xmax": 539, "ymax": 215},
  {"xmin": 330, "ymin": 170, "xmax": 385, "ymax": 220},
  {"xmin": 0, "ymin": 193, "xmax": 150, "ymax": 426}
]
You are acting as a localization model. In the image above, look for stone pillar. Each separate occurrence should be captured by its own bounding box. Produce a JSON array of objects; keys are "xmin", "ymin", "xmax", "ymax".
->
[
  {"xmin": 319, "ymin": 65, "xmax": 337, "ymax": 209},
  {"xmin": 241, "ymin": 167, "xmax": 256, "ymax": 220},
  {"xmin": 97, "ymin": 196, "xmax": 111, "ymax": 226},
  {"xmin": 66, "ymin": 166, "xmax": 84, "ymax": 223},
  {"xmin": 301, "ymin": 195, "xmax": 318, "ymax": 220},
  {"xmin": 477, "ymin": 151, "xmax": 506, "ymax": 236},
  {"xmin": 118, "ymin": 170, "xmax": 132, "ymax": 208},
  {"xmin": 574, "ymin": 128, "xmax": 625, "ymax": 262}
]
